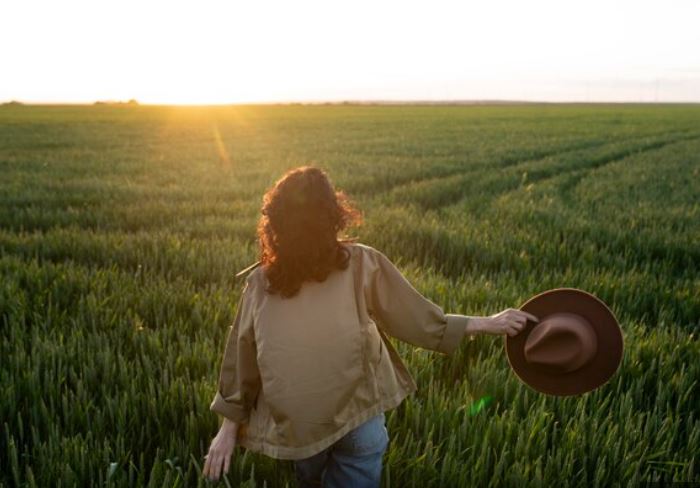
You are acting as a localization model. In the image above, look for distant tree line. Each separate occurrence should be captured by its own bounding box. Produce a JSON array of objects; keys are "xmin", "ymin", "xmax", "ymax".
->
[{"xmin": 94, "ymin": 99, "xmax": 139, "ymax": 106}]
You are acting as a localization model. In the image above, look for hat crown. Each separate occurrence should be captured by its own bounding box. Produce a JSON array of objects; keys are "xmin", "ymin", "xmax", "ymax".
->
[{"xmin": 523, "ymin": 312, "xmax": 598, "ymax": 374}]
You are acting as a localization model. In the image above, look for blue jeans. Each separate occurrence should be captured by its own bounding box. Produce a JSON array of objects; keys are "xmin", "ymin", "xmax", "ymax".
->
[{"xmin": 294, "ymin": 412, "xmax": 389, "ymax": 488}]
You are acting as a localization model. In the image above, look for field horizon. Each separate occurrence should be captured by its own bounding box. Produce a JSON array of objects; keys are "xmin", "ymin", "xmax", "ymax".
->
[{"xmin": 4, "ymin": 100, "xmax": 700, "ymax": 108}]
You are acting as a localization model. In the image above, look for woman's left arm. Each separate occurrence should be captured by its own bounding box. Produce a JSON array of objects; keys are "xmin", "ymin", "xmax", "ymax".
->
[{"xmin": 204, "ymin": 279, "xmax": 261, "ymax": 481}]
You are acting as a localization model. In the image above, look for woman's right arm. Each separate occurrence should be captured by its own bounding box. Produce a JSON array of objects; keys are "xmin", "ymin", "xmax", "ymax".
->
[{"xmin": 361, "ymin": 245, "xmax": 538, "ymax": 351}]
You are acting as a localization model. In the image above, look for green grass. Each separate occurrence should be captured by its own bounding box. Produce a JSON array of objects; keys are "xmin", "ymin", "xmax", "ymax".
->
[{"xmin": 1, "ymin": 103, "xmax": 699, "ymax": 487}]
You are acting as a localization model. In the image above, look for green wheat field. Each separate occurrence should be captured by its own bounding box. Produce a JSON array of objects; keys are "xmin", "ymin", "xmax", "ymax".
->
[{"xmin": 1, "ymin": 104, "xmax": 699, "ymax": 487}]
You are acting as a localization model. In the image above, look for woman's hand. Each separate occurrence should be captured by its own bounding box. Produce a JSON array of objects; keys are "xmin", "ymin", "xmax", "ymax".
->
[
  {"xmin": 202, "ymin": 418, "xmax": 239, "ymax": 482},
  {"xmin": 468, "ymin": 309, "xmax": 539, "ymax": 337}
]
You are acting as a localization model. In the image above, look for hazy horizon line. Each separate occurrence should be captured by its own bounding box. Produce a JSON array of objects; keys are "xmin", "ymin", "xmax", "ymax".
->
[{"xmin": 4, "ymin": 98, "xmax": 700, "ymax": 107}]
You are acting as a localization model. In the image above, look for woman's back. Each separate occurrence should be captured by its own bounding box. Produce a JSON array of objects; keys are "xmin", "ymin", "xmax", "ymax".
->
[
  {"xmin": 214, "ymin": 240, "xmax": 471, "ymax": 460},
  {"xmin": 253, "ymin": 242, "xmax": 364, "ymax": 432}
]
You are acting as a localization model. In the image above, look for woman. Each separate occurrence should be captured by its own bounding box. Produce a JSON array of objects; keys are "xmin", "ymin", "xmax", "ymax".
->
[{"xmin": 203, "ymin": 166, "xmax": 537, "ymax": 487}]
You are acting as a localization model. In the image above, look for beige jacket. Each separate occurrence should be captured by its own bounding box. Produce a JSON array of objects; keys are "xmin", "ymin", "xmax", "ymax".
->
[{"xmin": 210, "ymin": 242, "xmax": 474, "ymax": 460}]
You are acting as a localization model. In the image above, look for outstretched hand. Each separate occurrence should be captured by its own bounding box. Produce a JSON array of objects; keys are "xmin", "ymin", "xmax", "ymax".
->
[
  {"xmin": 203, "ymin": 419, "xmax": 238, "ymax": 482},
  {"xmin": 472, "ymin": 308, "xmax": 539, "ymax": 337}
]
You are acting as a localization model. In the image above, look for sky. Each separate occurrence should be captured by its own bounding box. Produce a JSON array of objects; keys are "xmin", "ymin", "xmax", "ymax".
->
[{"xmin": 2, "ymin": 0, "xmax": 699, "ymax": 104}]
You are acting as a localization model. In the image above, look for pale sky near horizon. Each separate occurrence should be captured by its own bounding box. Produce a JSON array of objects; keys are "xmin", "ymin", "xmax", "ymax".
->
[{"xmin": 2, "ymin": 0, "xmax": 699, "ymax": 104}]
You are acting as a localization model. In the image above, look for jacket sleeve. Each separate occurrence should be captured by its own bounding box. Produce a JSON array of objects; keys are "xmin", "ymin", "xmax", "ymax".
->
[
  {"xmin": 210, "ymin": 279, "xmax": 261, "ymax": 423},
  {"xmin": 363, "ymin": 246, "xmax": 474, "ymax": 355}
]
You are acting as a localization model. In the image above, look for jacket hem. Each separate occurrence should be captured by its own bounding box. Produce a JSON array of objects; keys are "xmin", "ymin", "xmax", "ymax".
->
[{"xmin": 237, "ymin": 386, "xmax": 415, "ymax": 461}]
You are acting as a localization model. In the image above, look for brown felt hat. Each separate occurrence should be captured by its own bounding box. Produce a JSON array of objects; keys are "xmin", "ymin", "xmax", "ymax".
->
[{"xmin": 506, "ymin": 288, "xmax": 623, "ymax": 396}]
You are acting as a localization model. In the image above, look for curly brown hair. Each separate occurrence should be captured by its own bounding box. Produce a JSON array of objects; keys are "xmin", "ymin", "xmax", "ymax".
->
[{"xmin": 257, "ymin": 166, "xmax": 362, "ymax": 298}]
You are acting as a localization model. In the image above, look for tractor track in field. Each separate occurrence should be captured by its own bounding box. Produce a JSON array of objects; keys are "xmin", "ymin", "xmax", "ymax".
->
[
  {"xmin": 555, "ymin": 134, "xmax": 700, "ymax": 204},
  {"xmin": 359, "ymin": 137, "xmax": 615, "ymax": 200},
  {"xmin": 360, "ymin": 127, "xmax": 697, "ymax": 210},
  {"xmin": 502, "ymin": 131, "xmax": 700, "ymax": 208},
  {"xmin": 424, "ymin": 131, "xmax": 700, "ymax": 215},
  {"xmin": 361, "ymin": 128, "xmax": 696, "ymax": 205}
]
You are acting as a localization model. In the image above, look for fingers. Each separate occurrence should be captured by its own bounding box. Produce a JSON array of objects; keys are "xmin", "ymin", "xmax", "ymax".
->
[
  {"xmin": 202, "ymin": 453, "xmax": 211, "ymax": 479},
  {"xmin": 223, "ymin": 451, "xmax": 231, "ymax": 475},
  {"xmin": 491, "ymin": 308, "xmax": 540, "ymax": 337},
  {"xmin": 520, "ymin": 311, "xmax": 539, "ymax": 323},
  {"xmin": 507, "ymin": 309, "xmax": 539, "ymax": 325},
  {"xmin": 203, "ymin": 433, "xmax": 238, "ymax": 481},
  {"xmin": 203, "ymin": 449, "xmax": 235, "ymax": 480},
  {"xmin": 203, "ymin": 451, "xmax": 222, "ymax": 481},
  {"xmin": 505, "ymin": 318, "xmax": 526, "ymax": 336},
  {"xmin": 209, "ymin": 454, "xmax": 223, "ymax": 481}
]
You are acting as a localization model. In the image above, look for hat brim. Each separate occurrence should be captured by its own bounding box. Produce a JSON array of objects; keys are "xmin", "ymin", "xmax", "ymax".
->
[{"xmin": 506, "ymin": 288, "xmax": 623, "ymax": 396}]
